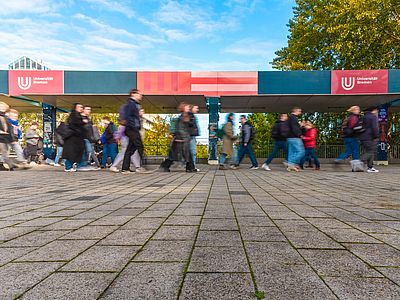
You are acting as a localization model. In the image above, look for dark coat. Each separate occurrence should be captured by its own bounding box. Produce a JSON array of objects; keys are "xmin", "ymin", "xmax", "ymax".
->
[
  {"xmin": 287, "ymin": 114, "xmax": 302, "ymax": 138},
  {"xmin": 0, "ymin": 113, "xmax": 13, "ymax": 144},
  {"xmin": 358, "ymin": 112, "xmax": 379, "ymax": 141},
  {"xmin": 125, "ymin": 98, "xmax": 141, "ymax": 130},
  {"xmin": 62, "ymin": 111, "xmax": 86, "ymax": 163}
]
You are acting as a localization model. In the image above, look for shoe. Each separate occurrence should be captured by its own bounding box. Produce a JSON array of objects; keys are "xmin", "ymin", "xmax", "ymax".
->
[
  {"xmin": 305, "ymin": 165, "xmax": 314, "ymax": 168},
  {"xmin": 315, "ymin": 167, "xmax": 320, "ymax": 171},
  {"xmin": 282, "ymin": 161, "xmax": 288, "ymax": 167},
  {"xmin": 29, "ymin": 162, "xmax": 37, "ymax": 166},
  {"xmin": 49, "ymin": 162, "xmax": 55, "ymax": 166},
  {"xmin": 195, "ymin": 168, "xmax": 200, "ymax": 172},
  {"xmin": 135, "ymin": 167, "xmax": 148, "ymax": 173},
  {"xmin": 250, "ymin": 166, "xmax": 259, "ymax": 170},
  {"xmin": 158, "ymin": 167, "xmax": 170, "ymax": 172},
  {"xmin": 121, "ymin": 170, "xmax": 132, "ymax": 174},
  {"xmin": 287, "ymin": 165, "xmax": 300, "ymax": 172},
  {"xmin": 77, "ymin": 166, "xmax": 98, "ymax": 171},
  {"xmin": 219, "ymin": 165, "xmax": 227, "ymax": 170},
  {"xmin": 230, "ymin": 165, "xmax": 238, "ymax": 170},
  {"xmin": 262, "ymin": 163, "xmax": 271, "ymax": 171},
  {"xmin": 64, "ymin": 168, "xmax": 76, "ymax": 172},
  {"xmin": 109, "ymin": 166, "xmax": 119, "ymax": 173},
  {"xmin": 53, "ymin": 163, "xmax": 61, "ymax": 167},
  {"xmin": 367, "ymin": 168, "xmax": 379, "ymax": 173}
]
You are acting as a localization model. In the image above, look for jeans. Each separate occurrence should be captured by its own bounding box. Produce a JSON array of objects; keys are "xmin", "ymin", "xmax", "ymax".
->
[
  {"xmin": 112, "ymin": 136, "xmax": 140, "ymax": 169},
  {"xmin": 337, "ymin": 137, "xmax": 360, "ymax": 160},
  {"xmin": 65, "ymin": 159, "xmax": 74, "ymax": 170},
  {"xmin": 122, "ymin": 128, "xmax": 144, "ymax": 171},
  {"xmin": 361, "ymin": 140, "xmax": 377, "ymax": 169},
  {"xmin": 0, "ymin": 143, "xmax": 16, "ymax": 168},
  {"xmin": 190, "ymin": 137, "xmax": 197, "ymax": 167},
  {"xmin": 102, "ymin": 143, "xmax": 118, "ymax": 166},
  {"xmin": 264, "ymin": 140, "xmax": 286, "ymax": 165},
  {"xmin": 300, "ymin": 148, "xmax": 320, "ymax": 168},
  {"xmin": 10, "ymin": 142, "xmax": 26, "ymax": 162},
  {"xmin": 287, "ymin": 138, "xmax": 305, "ymax": 166},
  {"xmin": 84, "ymin": 139, "xmax": 100, "ymax": 167},
  {"xmin": 236, "ymin": 143, "xmax": 258, "ymax": 167},
  {"xmin": 54, "ymin": 146, "xmax": 63, "ymax": 164}
]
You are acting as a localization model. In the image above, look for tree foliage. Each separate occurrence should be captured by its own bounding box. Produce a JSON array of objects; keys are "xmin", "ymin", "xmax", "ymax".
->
[{"xmin": 272, "ymin": 0, "xmax": 400, "ymax": 70}]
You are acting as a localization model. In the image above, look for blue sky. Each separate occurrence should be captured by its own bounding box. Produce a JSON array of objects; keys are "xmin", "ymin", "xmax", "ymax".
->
[
  {"xmin": 0, "ymin": 0, "xmax": 294, "ymax": 71},
  {"xmin": 0, "ymin": 0, "xmax": 295, "ymax": 140}
]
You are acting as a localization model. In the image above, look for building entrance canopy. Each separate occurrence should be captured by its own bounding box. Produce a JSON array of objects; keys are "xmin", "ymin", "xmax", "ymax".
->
[{"xmin": 0, "ymin": 69, "xmax": 399, "ymax": 113}]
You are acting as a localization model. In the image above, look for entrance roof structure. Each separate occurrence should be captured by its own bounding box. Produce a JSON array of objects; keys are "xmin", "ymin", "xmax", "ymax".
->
[{"xmin": 1, "ymin": 69, "xmax": 399, "ymax": 113}]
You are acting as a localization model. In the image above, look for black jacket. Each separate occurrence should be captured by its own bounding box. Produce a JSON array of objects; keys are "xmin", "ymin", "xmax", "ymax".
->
[
  {"xmin": 189, "ymin": 112, "xmax": 199, "ymax": 136},
  {"xmin": 0, "ymin": 113, "xmax": 13, "ymax": 144},
  {"xmin": 240, "ymin": 122, "xmax": 253, "ymax": 144},
  {"xmin": 287, "ymin": 114, "xmax": 302, "ymax": 138},
  {"xmin": 271, "ymin": 120, "xmax": 290, "ymax": 141},
  {"xmin": 358, "ymin": 112, "xmax": 379, "ymax": 141},
  {"xmin": 125, "ymin": 98, "xmax": 141, "ymax": 130},
  {"xmin": 104, "ymin": 122, "xmax": 116, "ymax": 144}
]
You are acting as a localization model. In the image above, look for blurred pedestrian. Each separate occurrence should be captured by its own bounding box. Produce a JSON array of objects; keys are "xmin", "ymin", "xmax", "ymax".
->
[
  {"xmin": 359, "ymin": 107, "xmax": 379, "ymax": 173},
  {"xmin": 100, "ymin": 116, "xmax": 118, "ymax": 168},
  {"xmin": 233, "ymin": 115, "xmax": 258, "ymax": 169},
  {"xmin": 262, "ymin": 113, "xmax": 289, "ymax": 171},
  {"xmin": 189, "ymin": 105, "xmax": 200, "ymax": 171},
  {"xmin": 219, "ymin": 113, "xmax": 236, "ymax": 170},
  {"xmin": 300, "ymin": 121, "xmax": 320, "ymax": 170},
  {"xmin": 25, "ymin": 121, "xmax": 40, "ymax": 164},
  {"xmin": 286, "ymin": 107, "xmax": 305, "ymax": 171}
]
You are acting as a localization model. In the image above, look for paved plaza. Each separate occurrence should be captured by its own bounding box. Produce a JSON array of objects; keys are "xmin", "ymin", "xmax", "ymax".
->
[{"xmin": 0, "ymin": 164, "xmax": 400, "ymax": 299}]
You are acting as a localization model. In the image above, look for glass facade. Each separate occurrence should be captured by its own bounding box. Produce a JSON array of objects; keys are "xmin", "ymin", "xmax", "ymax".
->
[{"xmin": 7, "ymin": 56, "xmax": 49, "ymax": 70}]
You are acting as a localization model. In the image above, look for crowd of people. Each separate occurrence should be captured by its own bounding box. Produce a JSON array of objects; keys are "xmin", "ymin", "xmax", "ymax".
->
[
  {"xmin": 0, "ymin": 90, "xmax": 381, "ymax": 173},
  {"xmin": 218, "ymin": 106, "xmax": 380, "ymax": 173}
]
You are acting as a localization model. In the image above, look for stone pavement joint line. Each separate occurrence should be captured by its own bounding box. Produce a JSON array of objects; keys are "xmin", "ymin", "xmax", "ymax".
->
[{"xmin": 0, "ymin": 165, "xmax": 399, "ymax": 299}]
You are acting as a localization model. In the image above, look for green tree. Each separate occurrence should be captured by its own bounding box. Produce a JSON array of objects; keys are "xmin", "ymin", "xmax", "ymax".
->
[
  {"xmin": 247, "ymin": 113, "xmax": 279, "ymax": 150},
  {"xmin": 143, "ymin": 115, "xmax": 172, "ymax": 156},
  {"xmin": 272, "ymin": 0, "xmax": 400, "ymax": 70}
]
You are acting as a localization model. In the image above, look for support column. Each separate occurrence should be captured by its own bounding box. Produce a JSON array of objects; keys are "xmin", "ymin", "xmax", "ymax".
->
[
  {"xmin": 376, "ymin": 104, "xmax": 389, "ymax": 165},
  {"xmin": 206, "ymin": 97, "xmax": 220, "ymax": 164},
  {"xmin": 42, "ymin": 103, "xmax": 56, "ymax": 160}
]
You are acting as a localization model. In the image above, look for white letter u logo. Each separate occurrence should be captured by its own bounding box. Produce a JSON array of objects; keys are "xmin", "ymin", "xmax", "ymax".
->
[
  {"xmin": 18, "ymin": 77, "xmax": 32, "ymax": 90},
  {"xmin": 341, "ymin": 77, "xmax": 355, "ymax": 91}
]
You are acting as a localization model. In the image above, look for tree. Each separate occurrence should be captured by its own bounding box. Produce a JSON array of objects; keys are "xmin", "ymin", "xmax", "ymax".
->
[
  {"xmin": 272, "ymin": 0, "xmax": 400, "ymax": 70},
  {"xmin": 143, "ymin": 115, "xmax": 172, "ymax": 156},
  {"xmin": 247, "ymin": 113, "xmax": 279, "ymax": 150}
]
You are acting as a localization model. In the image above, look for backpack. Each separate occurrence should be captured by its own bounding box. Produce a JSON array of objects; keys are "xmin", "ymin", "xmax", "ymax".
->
[
  {"xmin": 216, "ymin": 126, "xmax": 225, "ymax": 139},
  {"xmin": 271, "ymin": 122, "xmax": 289, "ymax": 140},
  {"xmin": 342, "ymin": 116, "xmax": 365, "ymax": 136},
  {"xmin": 56, "ymin": 122, "xmax": 74, "ymax": 140}
]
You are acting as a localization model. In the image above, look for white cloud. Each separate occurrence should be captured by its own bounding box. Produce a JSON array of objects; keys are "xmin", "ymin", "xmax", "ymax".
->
[
  {"xmin": 0, "ymin": 0, "xmax": 57, "ymax": 15},
  {"xmin": 83, "ymin": 0, "xmax": 135, "ymax": 18},
  {"xmin": 224, "ymin": 38, "xmax": 282, "ymax": 58}
]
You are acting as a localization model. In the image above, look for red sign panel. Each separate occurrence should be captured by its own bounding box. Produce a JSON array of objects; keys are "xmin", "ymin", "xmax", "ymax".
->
[
  {"xmin": 137, "ymin": 71, "xmax": 258, "ymax": 97},
  {"xmin": 331, "ymin": 70, "xmax": 388, "ymax": 94},
  {"xmin": 9, "ymin": 70, "xmax": 64, "ymax": 96}
]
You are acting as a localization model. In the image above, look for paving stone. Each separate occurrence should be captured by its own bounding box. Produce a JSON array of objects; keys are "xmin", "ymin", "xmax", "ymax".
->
[
  {"xmin": 377, "ymin": 267, "xmax": 400, "ymax": 285},
  {"xmin": 274, "ymin": 219, "xmax": 317, "ymax": 232},
  {"xmin": 22, "ymin": 272, "xmax": 116, "ymax": 300},
  {"xmin": 164, "ymin": 215, "xmax": 202, "ymax": 226},
  {"xmin": 0, "ymin": 230, "xmax": 69, "ymax": 247},
  {"xmin": 347, "ymin": 221, "xmax": 399, "ymax": 234},
  {"xmin": 98, "ymin": 229, "xmax": 154, "ymax": 246},
  {"xmin": 0, "ymin": 247, "xmax": 37, "ymax": 266},
  {"xmin": 0, "ymin": 227, "xmax": 37, "ymax": 241},
  {"xmin": 321, "ymin": 228, "xmax": 381, "ymax": 243},
  {"xmin": 237, "ymin": 216, "xmax": 275, "ymax": 227},
  {"xmin": 133, "ymin": 240, "xmax": 193, "ymax": 262},
  {"xmin": 189, "ymin": 246, "xmax": 249, "ymax": 272},
  {"xmin": 42, "ymin": 219, "xmax": 93, "ymax": 231},
  {"xmin": 306, "ymin": 218, "xmax": 353, "ymax": 229},
  {"xmin": 370, "ymin": 233, "xmax": 400, "ymax": 249},
  {"xmin": 61, "ymin": 245, "xmax": 139, "ymax": 272},
  {"xmin": 59, "ymin": 225, "xmax": 118, "ymax": 240},
  {"xmin": 241, "ymin": 226, "xmax": 286, "ymax": 242},
  {"xmin": 196, "ymin": 230, "xmax": 242, "ymax": 247},
  {"xmin": 200, "ymin": 218, "xmax": 238, "ymax": 230},
  {"xmin": 90, "ymin": 215, "xmax": 133, "ymax": 226},
  {"xmin": 299, "ymin": 249, "xmax": 382, "ymax": 277},
  {"xmin": 120, "ymin": 217, "xmax": 166, "ymax": 229},
  {"xmin": 0, "ymin": 262, "xmax": 62, "ymax": 299},
  {"xmin": 324, "ymin": 277, "xmax": 400, "ymax": 300},
  {"xmin": 152, "ymin": 225, "xmax": 198, "ymax": 241},
  {"xmin": 284, "ymin": 230, "xmax": 344, "ymax": 249},
  {"xmin": 15, "ymin": 217, "xmax": 65, "ymax": 228},
  {"xmin": 101, "ymin": 262, "xmax": 184, "ymax": 299},
  {"xmin": 16, "ymin": 240, "xmax": 96, "ymax": 262},
  {"xmin": 180, "ymin": 273, "xmax": 254, "ymax": 300},
  {"xmin": 344, "ymin": 243, "xmax": 400, "ymax": 266}
]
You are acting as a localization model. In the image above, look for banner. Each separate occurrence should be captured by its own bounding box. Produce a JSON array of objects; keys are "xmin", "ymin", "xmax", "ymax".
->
[
  {"xmin": 9, "ymin": 70, "xmax": 64, "ymax": 95},
  {"xmin": 137, "ymin": 71, "xmax": 258, "ymax": 96},
  {"xmin": 331, "ymin": 70, "xmax": 388, "ymax": 94}
]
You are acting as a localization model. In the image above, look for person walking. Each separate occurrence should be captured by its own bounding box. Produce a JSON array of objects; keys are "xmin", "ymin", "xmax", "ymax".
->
[
  {"xmin": 82, "ymin": 106, "xmax": 101, "ymax": 168},
  {"xmin": 100, "ymin": 116, "xmax": 118, "ymax": 168},
  {"xmin": 0, "ymin": 102, "xmax": 18, "ymax": 170},
  {"xmin": 159, "ymin": 103, "xmax": 196, "ymax": 172},
  {"xmin": 219, "ymin": 113, "xmax": 236, "ymax": 170},
  {"xmin": 7, "ymin": 109, "xmax": 28, "ymax": 166},
  {"xmin": 233, "ymin": 115, "xmax": 258, "ymax": 169},
  {"xmin": 53, "ymin": 122, "xmax": 65, "ymax": 167},
  {"xmin": 359, "ymin": 107, "xmax": 379, "ymax": 173},
  {"xmin": 286, "ymin": 107, "xmax": 305, "ymax": 171},
  {"xmin": 62, "ymin": 103, "xmax": 87, "ymax": 172},
  {"xmin": 24, "ymin": 122, "xmax": 40, "ymax": 164},
  {"xmin": 120, "ymin": 89, "xmax": 145, "ymax": 174},
  {"xmin": 300, "ymin": 121, "xmax": 320, "ymax": 170},
  {"xmin": 335, "ymin": 106, "xmax": 362, "ymax": 165},
  {"xmin": 189, "ymin": 105, "xmax": 200, "ymax": 171},
  {"xmin": 262, "ymin": 113, "xmax": 289, "ymax": 171}
]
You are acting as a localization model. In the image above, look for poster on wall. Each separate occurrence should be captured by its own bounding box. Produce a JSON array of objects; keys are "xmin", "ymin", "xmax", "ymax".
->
[
  {"xmin": 8, "ymin": 70, "xmax": 64, "ymax": 96},
  {"xmin": 331, "ymin": 70, "xmax": 388, "ymax": 94}
]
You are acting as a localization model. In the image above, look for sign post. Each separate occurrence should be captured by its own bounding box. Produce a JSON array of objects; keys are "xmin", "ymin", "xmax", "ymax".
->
[
  {"xmin": 42, "ymin": 103, "xmax": 56, "ymax": 160},
  {"xmin": 376, "ymin": 105, "xmax": 389, "ymax": 165},
  {"xmin": 206, "ymin": 97, "xmax": 220, "ymax": 164}
]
